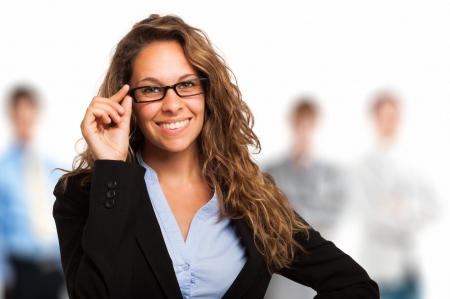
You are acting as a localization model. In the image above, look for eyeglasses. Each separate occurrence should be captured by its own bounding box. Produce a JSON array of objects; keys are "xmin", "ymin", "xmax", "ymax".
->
[{"xmin": 128, "ymin": 78, "xmax": 209, "ymax": 103}]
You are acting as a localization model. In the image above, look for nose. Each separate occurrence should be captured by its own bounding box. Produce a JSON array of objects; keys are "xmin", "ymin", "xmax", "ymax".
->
[{"xmin": 161, "ymin": 88, "xmax": 184, "ymax": 114}]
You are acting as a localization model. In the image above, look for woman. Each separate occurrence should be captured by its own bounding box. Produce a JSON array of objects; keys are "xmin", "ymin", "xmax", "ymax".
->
[{"xmin": 53, "ymin": 14, "xmax": 379, "ymax": 298}]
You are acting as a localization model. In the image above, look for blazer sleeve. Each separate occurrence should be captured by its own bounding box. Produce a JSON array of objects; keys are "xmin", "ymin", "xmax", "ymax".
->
[
  {"xmin": 53, "ymin": 160, "xmax": 146, "ymax": 299},
  {"xmin": 277, "ymin": 225, "xmax": 379, "ymax": 299}
]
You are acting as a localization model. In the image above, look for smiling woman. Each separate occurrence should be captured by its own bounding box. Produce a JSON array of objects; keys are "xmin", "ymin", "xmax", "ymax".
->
[{"xmin": 53, "ymin": 14, "xmax": 379, "ymax": 299}]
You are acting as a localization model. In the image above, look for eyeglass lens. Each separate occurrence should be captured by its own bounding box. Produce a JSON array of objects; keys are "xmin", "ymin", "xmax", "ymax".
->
[{"xmin": 134, "ymin": 78, "xmax": 206, "ymax": 102}]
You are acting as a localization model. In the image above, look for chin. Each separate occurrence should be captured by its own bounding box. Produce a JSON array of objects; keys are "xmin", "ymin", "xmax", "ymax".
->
[
  {"xmin": 162, "ymin": 145, "xmax": 190, "ymax": 153},
  {"xmin": 154, "ymin": 139, "xmax": 198, "ymax": 154}
]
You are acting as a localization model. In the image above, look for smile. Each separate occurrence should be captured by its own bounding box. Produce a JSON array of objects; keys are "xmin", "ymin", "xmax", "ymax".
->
[{"xmin": 157, "ymin": 118, "xmax": 190, "ymax": 130}]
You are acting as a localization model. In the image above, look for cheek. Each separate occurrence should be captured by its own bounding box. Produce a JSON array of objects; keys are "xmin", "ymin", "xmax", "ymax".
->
[
  {"xmin": 192, "ymin": 99, "xmax": 206, "ymax": 120},
  {"xmin": 133, "ymin": 106, "xmax": 160, "ymax": 139},
  {"xmin": 134, "ymin": 104, "xmax": 159, "ymax": 123}
]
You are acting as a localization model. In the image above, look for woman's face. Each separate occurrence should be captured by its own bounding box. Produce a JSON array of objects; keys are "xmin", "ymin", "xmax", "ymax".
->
[{"xmin": 130, "ymin": 41, "xmax": 205, "ymax": 154}]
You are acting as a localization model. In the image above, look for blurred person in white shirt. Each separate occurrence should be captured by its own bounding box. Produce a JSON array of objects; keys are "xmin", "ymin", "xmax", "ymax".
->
[{"xmin": 350, "ymin": 92, "xmax": 438, "ymax": 299}]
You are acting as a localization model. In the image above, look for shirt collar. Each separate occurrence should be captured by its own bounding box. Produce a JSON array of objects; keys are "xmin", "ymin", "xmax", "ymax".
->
[
  {"xmin": 136, "ymin": 149, "xmax": 219, "ymax": 215},
  {"xmin": 136, "ymin": 149, "xmax": 158, "ymax": 182}
]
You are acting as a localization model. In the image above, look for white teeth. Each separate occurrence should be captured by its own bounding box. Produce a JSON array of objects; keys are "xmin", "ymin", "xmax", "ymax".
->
[{"xmin": 159, "ymin": 119, "xmax": 189, "ymax": 130}]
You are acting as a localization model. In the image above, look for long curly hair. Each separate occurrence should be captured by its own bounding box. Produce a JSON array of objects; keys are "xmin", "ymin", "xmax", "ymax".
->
[{"xmin": 60, "ymin": 14, "xmax": 309, "ymax": 273}]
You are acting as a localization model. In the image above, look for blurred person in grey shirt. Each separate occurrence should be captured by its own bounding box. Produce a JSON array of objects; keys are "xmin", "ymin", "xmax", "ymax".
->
[
  {"xmin": 351, "ymin": 92, "xmax": 438, "ymax": 299},
  {"xmin": 264, "ymin": 98, "xmax": 348, "ymax": 299}
]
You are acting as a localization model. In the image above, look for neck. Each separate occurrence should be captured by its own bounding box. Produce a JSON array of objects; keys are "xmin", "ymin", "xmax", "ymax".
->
[
  {"xmin": 141, "ymin": 140, "xmax": 203, "ymax": 185},
  {"xmin": 292, "ymin": 145, "xmax": 313, "ymax": 164},
  {"xmin": 15, "ymin": 136, "xmax": 32, "ymax": 148},
  {"xmin": 377, "ymin": 134, "xmax": 396, "ymax": 149}
]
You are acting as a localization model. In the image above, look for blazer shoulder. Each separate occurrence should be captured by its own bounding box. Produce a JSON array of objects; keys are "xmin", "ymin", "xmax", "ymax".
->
[{"xmin": 53, "ymin": 172, "xmax": 91, "ymax": 212}]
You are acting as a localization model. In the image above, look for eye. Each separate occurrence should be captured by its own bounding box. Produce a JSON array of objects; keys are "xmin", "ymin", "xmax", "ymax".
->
[
  {"xmin": 142, "ymin": 86, "xmax": 162, "ymax": 94},
  {"xmin": 178, "ymin": 81, "xmax": 196, "ymax": 89}
]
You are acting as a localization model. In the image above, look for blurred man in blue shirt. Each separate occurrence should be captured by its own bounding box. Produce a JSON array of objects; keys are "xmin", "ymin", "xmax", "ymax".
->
[{"xmin": 0, "ymin": 86, "xmax": 64, "ymax": 299}]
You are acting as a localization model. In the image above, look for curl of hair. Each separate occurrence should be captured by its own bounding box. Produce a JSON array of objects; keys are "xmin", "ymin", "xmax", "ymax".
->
[{"xmin": 59, "ymin": 14, "xmax": 309, "ymax": 273}]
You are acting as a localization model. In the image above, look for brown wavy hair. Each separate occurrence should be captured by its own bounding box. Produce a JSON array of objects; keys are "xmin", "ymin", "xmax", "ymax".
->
[{"xmin": 60, "ymin": 14, "xmax": 309, "ymax": 272}]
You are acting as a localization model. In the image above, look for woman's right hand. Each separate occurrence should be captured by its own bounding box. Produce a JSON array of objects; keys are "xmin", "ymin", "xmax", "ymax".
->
[{"xmin": 81, "ymin": 85, "xmax": 133, "ymax": 162}]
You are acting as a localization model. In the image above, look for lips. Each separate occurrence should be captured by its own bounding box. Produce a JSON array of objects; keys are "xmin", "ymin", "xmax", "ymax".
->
[{"xmin": 157, "ymin": 118, "xmax": 190, "ymax": 130}]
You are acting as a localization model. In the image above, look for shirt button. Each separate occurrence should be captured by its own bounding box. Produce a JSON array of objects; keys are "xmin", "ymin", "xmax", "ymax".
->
[
  {"xmin": 182, "ymin": 264, "xmax": 190, "ymax": 271},
  {"xmin": 107, "ymin": 180, "xmax": 117, "ymax": 189},
  {"xmin": 106, "ymin": 189, "xmax": 116, "ymax": 199}
]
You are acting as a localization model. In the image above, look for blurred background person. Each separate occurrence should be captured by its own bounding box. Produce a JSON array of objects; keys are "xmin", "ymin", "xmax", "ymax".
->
[
  {"xmin": 264, "ymin": 97, "xmax": 348, "ymax": 299},
  {"xmin": 350, "ymin": 92, "xmax": 438, "ymax": 299},
  {"xmin": 0, "ymin": 85, "xmax": 66, "ymax": 299},
  {"xmin": 0, "ymin": 237, "xmax": 4, "ymax": 299}
]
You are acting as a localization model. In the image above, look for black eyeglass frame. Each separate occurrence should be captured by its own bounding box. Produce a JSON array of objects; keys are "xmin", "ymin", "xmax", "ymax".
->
[{"xmin": 128, "ymin": 77, "xmax": 209, "ymax": 103}]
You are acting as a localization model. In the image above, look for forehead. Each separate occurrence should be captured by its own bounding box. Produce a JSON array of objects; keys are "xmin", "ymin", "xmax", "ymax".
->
[
  {"xmin": 377, "ymin": 101, "xmax": 399, "ymax": 115},
  {"xmin": 131, "ymin": 41, "xmax": 197, "ymax": 83},
  {"xmin": 12, "ymin": 95, "xmax": 38, "ymax": 110}
]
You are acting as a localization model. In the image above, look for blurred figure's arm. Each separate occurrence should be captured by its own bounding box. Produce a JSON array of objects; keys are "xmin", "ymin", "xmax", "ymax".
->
[
  {"xmin": 414, "ymin": 177, "xmax": 441, "ymax": 224},
  {"xmin": 354, "ymin": 163, "xmax": 439, "ymax": 232}
]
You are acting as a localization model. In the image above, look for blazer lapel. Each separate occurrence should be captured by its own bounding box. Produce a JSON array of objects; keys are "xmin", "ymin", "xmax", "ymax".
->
[
  {"xmin": 135, "ymin": 185, "xmax": 183, "ymax": 299},
  {"xmin": 222, "ymin": 217, "xmax": 266, "ymax": 299}
]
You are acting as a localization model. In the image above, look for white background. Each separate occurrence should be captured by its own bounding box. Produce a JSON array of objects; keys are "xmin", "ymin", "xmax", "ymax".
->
[{"xmin": 1, "ymin": 1, "xmax": 449, "ymax": 298}]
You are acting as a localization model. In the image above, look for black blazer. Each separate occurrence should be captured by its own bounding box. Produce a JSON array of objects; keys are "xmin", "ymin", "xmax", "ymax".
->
[{"xmin": 53, "ymin": 160, "xmax": 379, "ymax": 299}]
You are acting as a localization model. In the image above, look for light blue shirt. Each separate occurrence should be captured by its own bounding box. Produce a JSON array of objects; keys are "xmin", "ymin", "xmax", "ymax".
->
[
  {"xmin": 137, "ymin": 151, "xmax": 247, "ymax": 299},
  {"xmin": 0, "ymin": 143, "xmax": 63, "ymax": 285}
]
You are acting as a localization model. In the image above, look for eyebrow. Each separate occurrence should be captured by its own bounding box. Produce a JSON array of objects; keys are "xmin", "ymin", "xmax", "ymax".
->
[{"xmin": 138, "ymin": 73, "xmax": 199, "ymax": 85}]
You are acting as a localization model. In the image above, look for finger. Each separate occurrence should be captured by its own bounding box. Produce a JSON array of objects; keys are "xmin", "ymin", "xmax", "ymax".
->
[
  {"xmin": 90, "ymin": 97, "xmax": 125, "ymax": 115},
  {"xmin": 90, "ymin": 103, "xmax": 122, "ymax": 124},
  {"xmin": 90, "ymin": 102, "xmax": 123, "ymax": 123},
  {"xmin": 109, "ymin": 84, "xmax": 130, "ymax": 103},
  {"xmin": 81, "ymin": 109, "xmax": 111, "ymax": 135},
  {"xmin": 91, "ymin": 107, "xmax": 114, "ymax": 125},
  {"xmin": 84, "ymin": 106, "xmax": 115, "ymax": 127}
]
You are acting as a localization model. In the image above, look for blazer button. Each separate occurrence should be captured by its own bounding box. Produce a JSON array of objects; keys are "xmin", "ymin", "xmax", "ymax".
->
[
  {"xmin": 105, "ymin": 199, "xmax": 115, "ymax": 208},
  {"xmin": 107, "ymin": 180, "xmax": 117, "ymax": 189},
  {"xmin": 106, "ymin": 190, "xmax": 116, "ymax": 199}
]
